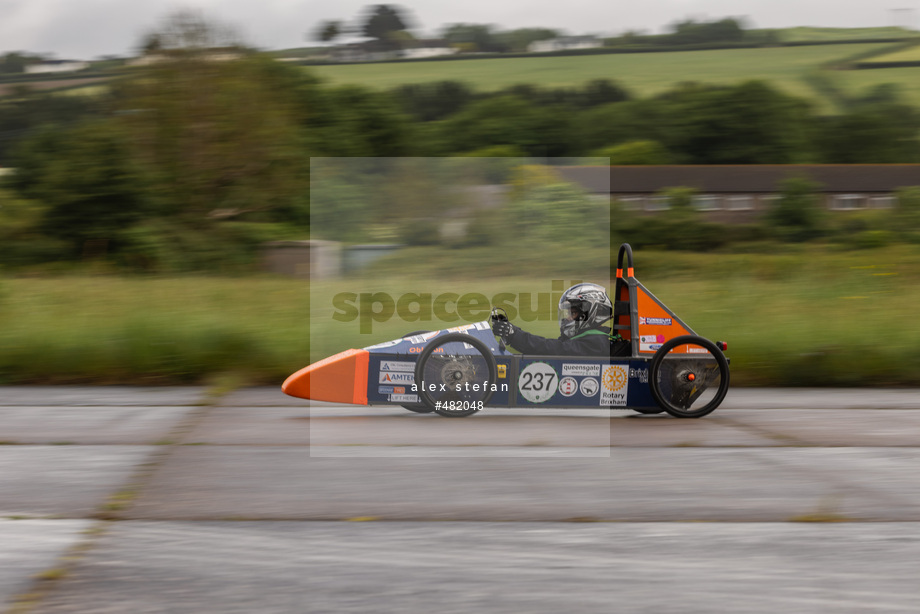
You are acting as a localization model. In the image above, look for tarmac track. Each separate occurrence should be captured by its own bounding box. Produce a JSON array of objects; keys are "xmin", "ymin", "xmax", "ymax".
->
[{"xmin": 2, "ymin": 387, "xmax": 920, "ymax": 613}]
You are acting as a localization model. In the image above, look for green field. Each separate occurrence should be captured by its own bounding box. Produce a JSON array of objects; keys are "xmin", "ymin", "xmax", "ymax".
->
[
  {"xmin": 858, "ymin": 42, "xmax": 920, "ymax": 63},
  {"xmin": 769, "ymin": 26, "xmax": 918, "ymax": 42},
  {"xmin": 821, "ymin": 63, "xmax": 920, "ymax": 107},
  {"xmin": 4, "ymin": 245, "xmax": 920, "ymax": 387},
  {"xmin": 309, "ymin": 43, "xmax": 895, "ymax": 111},
  {"xmin": 10, "ymin": 40, "xmax": 920, "ymax": 110}
]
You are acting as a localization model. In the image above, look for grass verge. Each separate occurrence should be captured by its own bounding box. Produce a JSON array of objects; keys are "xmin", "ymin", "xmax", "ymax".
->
[{"xmin": 2, "ymin": 244, "xmax": 920, "ymax": 386}]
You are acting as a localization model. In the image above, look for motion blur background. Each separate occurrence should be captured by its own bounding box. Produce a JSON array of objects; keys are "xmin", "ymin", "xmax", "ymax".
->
[{"xmin": 3, "ymin": 5, "xmax": 920, "ymax": 386}]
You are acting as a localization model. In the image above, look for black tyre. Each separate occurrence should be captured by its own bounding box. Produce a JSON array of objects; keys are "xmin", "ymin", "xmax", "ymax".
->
[
  {"xmin": 649, "ymin": 335, "xmax": 729, "ymax": 419},
  {"xmin": 414, "ymin": 333, "xmax": 498, "ymax": 417},
  {"xmin": 401, "ymin": 331, "xmax": 435, "ymax": 413}
]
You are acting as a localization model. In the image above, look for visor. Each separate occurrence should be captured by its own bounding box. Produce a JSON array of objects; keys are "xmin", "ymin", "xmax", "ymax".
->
[{"xmin": 558, "ymin": 300, "xmax": 583, "ymax": 338}]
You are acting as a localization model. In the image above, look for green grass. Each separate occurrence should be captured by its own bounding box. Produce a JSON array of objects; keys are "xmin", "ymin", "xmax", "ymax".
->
[
  {"xmin": 4, "ymin": 245, "xmax": 920, "ymax": 387},
  {"xmin": 818, "ymin": 63, "xmax": 920, "ymax": 109},
  {"xmin": 0, "ymin": 275, "xmax": 309, "ymax": 385},
  {"xmin": 769, "ymin": 26, "xmax": 918, "ymax": 42},
  {"xmin": 55, "ymin": 85, "xmax": 109, "ymax": 97},
  {"xmin": 310, "ymin": 43, "xmax": 891, "ymax": 106},
  {"xmin": 857, "ymin": 41, "xmax": 920, "ymax": 63}
]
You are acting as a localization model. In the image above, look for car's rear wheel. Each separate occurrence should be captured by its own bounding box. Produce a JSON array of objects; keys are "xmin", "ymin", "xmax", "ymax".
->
[
  {"xmin": 415, "ymin": 333, "xmax": 497, "ymax": 417},
  {"xmin": 649, "ymin": 335, "xmax": 729, "ymax": 419}
]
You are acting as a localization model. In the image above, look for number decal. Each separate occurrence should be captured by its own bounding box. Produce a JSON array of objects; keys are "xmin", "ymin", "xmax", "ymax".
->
[
  {"xmin": 522, "ymin": 372, "xmax": 557, "ymax": 392},
  {"xmin": 518, "ymin": 362, "xmax": 559, "ymax": 403}
]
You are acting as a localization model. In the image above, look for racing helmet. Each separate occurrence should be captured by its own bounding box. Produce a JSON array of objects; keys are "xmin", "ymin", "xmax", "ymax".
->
[{"xmin": 558, "ymin": 283, "xmax": 613, "ymax": 339}]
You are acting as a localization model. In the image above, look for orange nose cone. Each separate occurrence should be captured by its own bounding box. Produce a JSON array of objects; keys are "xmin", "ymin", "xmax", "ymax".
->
[{"xmin": 282, "ymin": 349, "xmax": 370, "ymax": 405}]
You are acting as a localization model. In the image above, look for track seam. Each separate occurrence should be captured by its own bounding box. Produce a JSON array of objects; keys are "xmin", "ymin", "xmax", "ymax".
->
[{"xmin": 3, "ymin": 388, "xmax": 228, "ymax": 614}]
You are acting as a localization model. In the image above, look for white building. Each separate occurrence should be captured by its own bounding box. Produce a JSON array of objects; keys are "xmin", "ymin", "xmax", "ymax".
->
[
  {"xmin": 128, "ymin": 49, "xmax": 244, "ymax": 66},
  {"xmin": 24, "ymin": 60, "xmax": 89, "ymax": 74},
  {"xmin": 528, "ymin": 36, "xmax": 602, "ymax": 53},
  {"xmin": 401, "ymin": 40, "xmax": 458, "ymax": 59}
]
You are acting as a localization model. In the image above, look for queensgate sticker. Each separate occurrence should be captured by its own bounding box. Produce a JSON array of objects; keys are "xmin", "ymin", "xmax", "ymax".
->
[{"xmin": 562, "ymin": 363, "xmax": 601, "ymax": 377}]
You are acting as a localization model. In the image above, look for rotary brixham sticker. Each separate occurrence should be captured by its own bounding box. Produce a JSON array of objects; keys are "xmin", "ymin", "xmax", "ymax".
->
[
  {"xmin": 518, "ymin": 362, "xmax": 558, "ymax": 403},
  {"xmin": 600, "ymin": 365, "xmax": 629, "ymax": 406}
]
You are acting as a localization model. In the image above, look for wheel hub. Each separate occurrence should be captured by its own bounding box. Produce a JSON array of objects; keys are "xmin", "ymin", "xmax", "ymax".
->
[{"xmin": 439, "ymin": 358, "xmax": 473, "ymax": 386}]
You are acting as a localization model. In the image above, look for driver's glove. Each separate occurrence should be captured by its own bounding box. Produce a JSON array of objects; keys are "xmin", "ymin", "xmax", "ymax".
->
[{"xmin": 491, "ymin": 319, "xmax": 516, "ymax": 342}]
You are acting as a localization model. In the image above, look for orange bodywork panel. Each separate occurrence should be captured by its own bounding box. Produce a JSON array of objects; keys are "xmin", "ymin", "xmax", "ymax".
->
[
  {"xmin": 635, "ymin": 284, "xmax": 695, "ymax": 355},
  {"xmin": 281, "ymin": 348, "xmax": 369, "ymax": 404}
]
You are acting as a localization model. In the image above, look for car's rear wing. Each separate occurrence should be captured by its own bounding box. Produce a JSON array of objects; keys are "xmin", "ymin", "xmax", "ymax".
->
[{"xmin": 614, "ymin": 243, "xmax": 697, "ymax": 358}]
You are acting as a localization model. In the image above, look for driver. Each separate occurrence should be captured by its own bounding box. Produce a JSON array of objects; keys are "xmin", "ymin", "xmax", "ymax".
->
[{"xmin": 491, "ymin": 282, "xmax": 628, "ymax": 356}]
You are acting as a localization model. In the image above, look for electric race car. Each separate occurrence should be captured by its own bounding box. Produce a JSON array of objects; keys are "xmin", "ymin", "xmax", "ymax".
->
[{"xmin": 283, "ymin": 244, "xmax": 730, "ymax": 418}]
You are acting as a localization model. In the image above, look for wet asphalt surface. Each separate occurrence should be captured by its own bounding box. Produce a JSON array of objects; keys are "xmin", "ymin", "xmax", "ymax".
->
[{"xmin": 2, "ymin": 386, "xmax": 920, "ymax": 613}]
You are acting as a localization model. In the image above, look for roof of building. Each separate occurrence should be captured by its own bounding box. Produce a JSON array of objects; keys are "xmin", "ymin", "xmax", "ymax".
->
[{"xmin": 556, "ymin": 165, "xmax": 920, "ymax": 194}]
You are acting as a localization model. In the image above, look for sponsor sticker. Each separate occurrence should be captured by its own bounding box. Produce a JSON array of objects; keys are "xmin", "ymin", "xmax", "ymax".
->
[
  {"xmin": 497, "ymin": 364, "xmax": 507, "ymax": 379},
  {"xmin": 559, "ymin": 376, "xmax": 578, "ymax": 397},
  {"xmin": 378, "ymin": 386, "xmax": 406, "ymax": 395},
  {"xmin": 639, "ymin": 317, "xmax": 672, "ymax": 326},
  {"xmin": 687, "ymin": 348, "xmax": 712, "ymax": 354},
  {"xmin": 390, "ymin": 394, "xmax": 420, "ymax": 403},
  {"xmin": 518, "ymin": 362, "xmax": 559, "ymax": 403},
  {"xmin": 446, "ymin": 321, "xmax": 492, "ymax": 333},
  {"xmin": 579, "ymin": 377, "xmax": 599, "ymax": 397},
  {"xmin": 600, "ymin": 365, "xmax": 629, "ymax": 406},
  {"xmin": 562, "ymin": 363, "xmax": 601, "ymax": 377},
  {"xmin": 640, "ymin": 335, "xmax": 666, "ymax": 343},
  {"xmin": 363, "ymin": 339, "xmax": 404, "ymax": 350},
  {"xmin": 380, "ymin": 361, "xmax": 415, "ymax": 372},
  {"xmin": 406, "ymin": 332, "xmax": 439, "ymax": 344},
  {"xmin": 379, "ymin": 372, "xmax": 415, "ymax": 385},
  {"xmin": 640, "ymin": 343, "xmax": 663, "ymax": 352},
  {"xmin": 629, "ymin": 367, "xmax": 649, "ymax": 384}
]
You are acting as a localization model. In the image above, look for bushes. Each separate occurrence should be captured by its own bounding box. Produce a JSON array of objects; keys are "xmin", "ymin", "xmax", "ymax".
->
[
  {"xmin": 507, "ymin": 182, "xmax": 608, "ymax": 247},
  {"xmin": 765, "ymin": 176, "xmax": 827, "ymax": 242},
  {"xmin": 891, "ymin": 187, "xmax": 920, "ymax": 243}
]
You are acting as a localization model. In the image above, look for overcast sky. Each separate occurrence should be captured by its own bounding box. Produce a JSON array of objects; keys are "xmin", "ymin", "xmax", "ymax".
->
[{"xmin": 2, "ymin": 0, "xmax": 918, "ymax": 59}]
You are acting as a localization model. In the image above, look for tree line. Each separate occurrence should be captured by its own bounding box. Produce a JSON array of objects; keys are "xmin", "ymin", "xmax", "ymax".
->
[
  {"xmin": 314, "ymin": 4, "xmax": 567, "ymax": 53},
  {"xmin": 6, "ymin": 71, "xmax": 916, "ymax": 166},
  {"xmin": 311, "ymin": 6, "xmax": 784, "ymax": 55},
  {"xmin": 2, "ymin": 15, "xmax": 920, "ymax": 272}
]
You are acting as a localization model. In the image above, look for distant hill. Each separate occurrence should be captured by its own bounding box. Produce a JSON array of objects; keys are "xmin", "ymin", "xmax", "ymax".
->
[
  {"xmin": 7, "ymin": 29, "xmax": 920, "ymax": 113},
  {"xmin": 766, "ymin": 26, "xmax": 918, "ymax": 42},
  {"xmin": 309, "ymin": 42, "xmax": 913, "ymax": 112}
]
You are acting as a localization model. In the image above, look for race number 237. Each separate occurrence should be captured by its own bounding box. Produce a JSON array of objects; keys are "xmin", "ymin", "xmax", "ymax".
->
[
  {"xmin": 518, "ymin": 362, "xmax": 559, "ymax": 403},
  {"xmin": 521, "ymin": 371, "xmax": 555, "ymax": 391}
]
